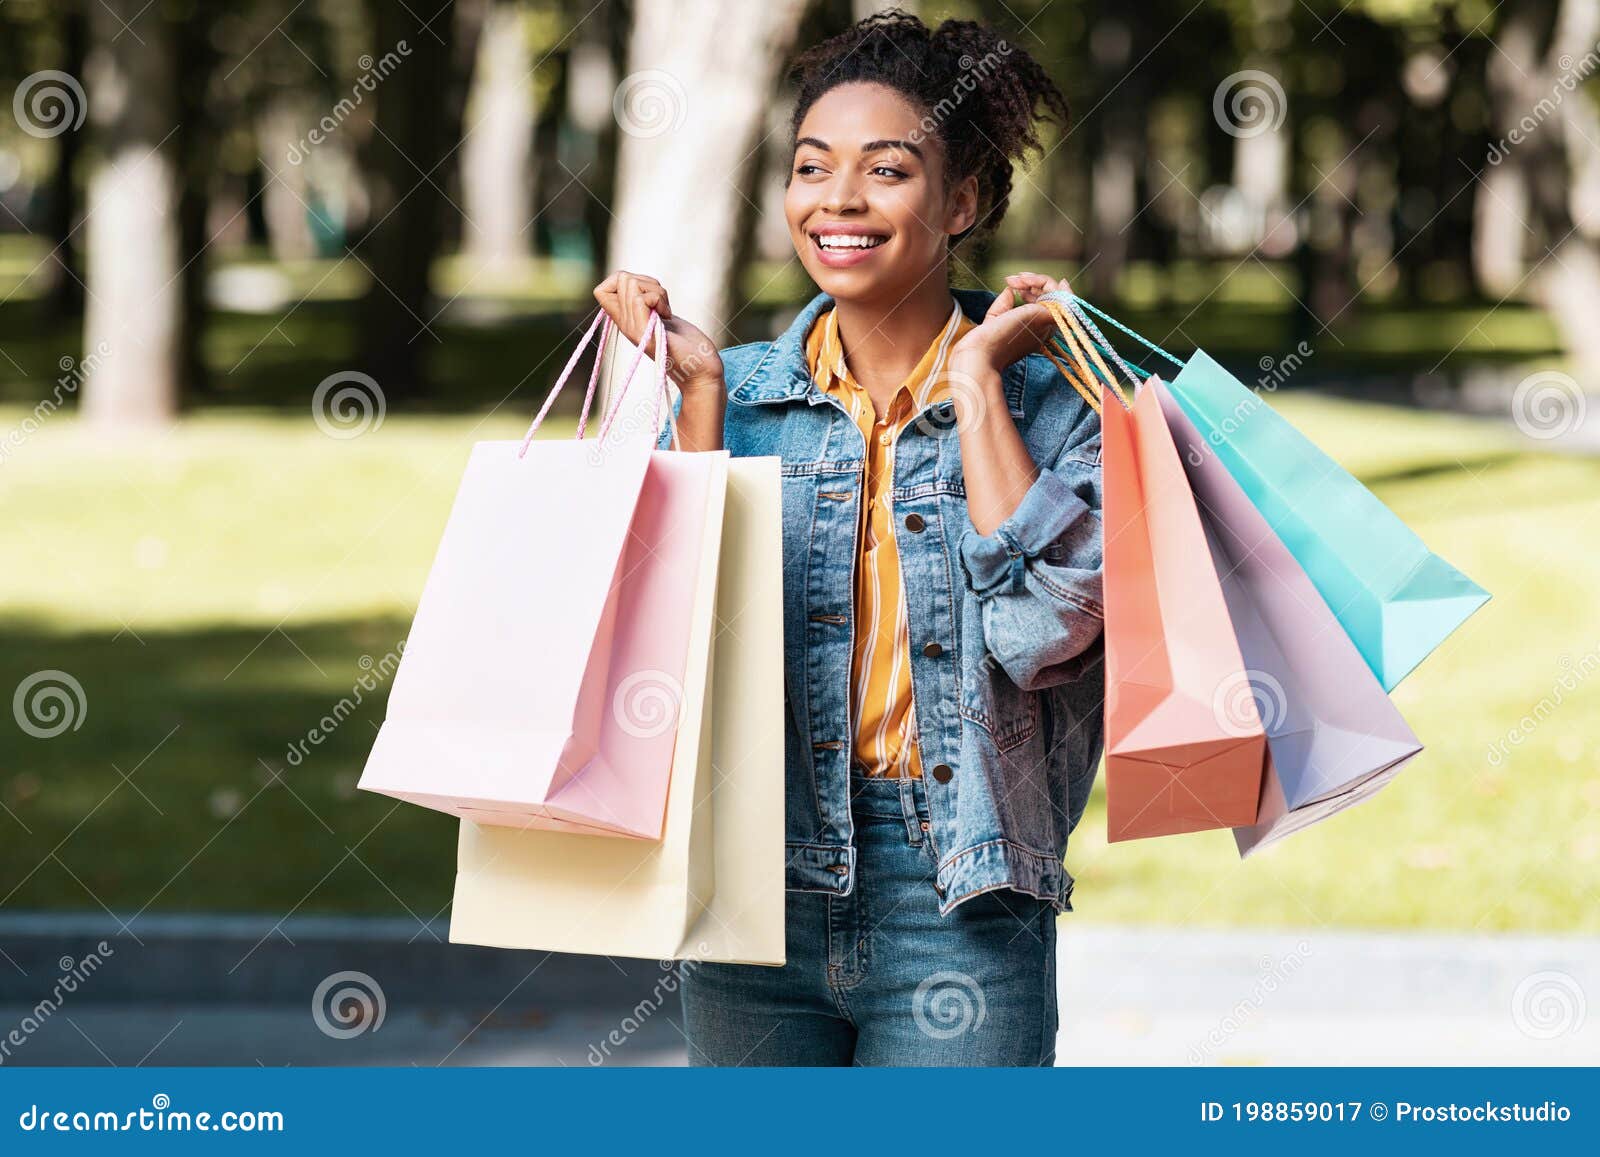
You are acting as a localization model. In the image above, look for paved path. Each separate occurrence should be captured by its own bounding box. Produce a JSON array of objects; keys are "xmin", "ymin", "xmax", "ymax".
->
[{"xmin": 3, "ymin": 924, "xmax": 1593, "ymax": 1066}]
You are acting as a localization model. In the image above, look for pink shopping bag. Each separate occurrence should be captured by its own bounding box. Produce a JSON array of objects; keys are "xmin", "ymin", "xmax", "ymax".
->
[{"xmin": 360, "ymin": 311, "xmax": 727, "ymax": 839}]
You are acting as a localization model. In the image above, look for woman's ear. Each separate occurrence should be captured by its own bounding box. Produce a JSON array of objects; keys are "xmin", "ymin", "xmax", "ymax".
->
[{"xmin": 946, "ymin": 174, "xmax": 980, "ymax": 238}]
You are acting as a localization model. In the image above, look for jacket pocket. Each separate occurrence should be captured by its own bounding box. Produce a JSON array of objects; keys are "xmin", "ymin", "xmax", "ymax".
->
[{"xmin": 957, "ymin": 650, "xmax": 1040, "ymax": 752}]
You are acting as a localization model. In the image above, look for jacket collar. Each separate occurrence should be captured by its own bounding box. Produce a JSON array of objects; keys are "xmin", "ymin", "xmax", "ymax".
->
[{"xmin": 728, "ymin": 288, "xmax": 1028, "ymax": 417}]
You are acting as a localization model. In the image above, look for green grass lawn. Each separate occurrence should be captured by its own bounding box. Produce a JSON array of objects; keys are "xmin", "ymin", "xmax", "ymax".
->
[{"xmin": 2, "ymin": 391, "xmax": 1596, "ymax": 933}]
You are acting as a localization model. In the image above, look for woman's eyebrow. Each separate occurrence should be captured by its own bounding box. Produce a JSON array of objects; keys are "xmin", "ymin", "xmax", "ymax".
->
[
  {"xmin": 793, "ymin": 136, "xmax": 924, "ymax": 161},
  {"xmin": 862, "ymin": 138, "xmax": 922, "ymax": 160}
]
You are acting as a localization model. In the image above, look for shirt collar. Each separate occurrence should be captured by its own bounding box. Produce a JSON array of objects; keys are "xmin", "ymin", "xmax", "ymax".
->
[{"xmin": 808, "ymin": 298, "xmax": 966, "ymax": 408}]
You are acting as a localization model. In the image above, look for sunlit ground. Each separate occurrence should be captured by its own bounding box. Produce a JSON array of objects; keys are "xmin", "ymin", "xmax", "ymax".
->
[{"xmin": 2, "ymin": 391, "xmax": 1595, "ymax": 932}]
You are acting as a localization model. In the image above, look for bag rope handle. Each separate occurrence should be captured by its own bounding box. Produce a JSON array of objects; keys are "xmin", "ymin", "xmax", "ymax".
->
[
  {"xmin": 1063, "ymin": 294, "xmax": 1186, "ymax": 370},
  {"xmin": 1037, "ymin": 331, "xmax": 1103, "ymax": 416},
  {"xmin": 1041, "ymin": 299, "xmax": 1133, "ymax": 412},
  {"xmin": 1065, "ymin": 298, "xmax": 1145, "ymax": 397},
  {"xmin": 595, "ymin": 310, "xmax": 679, "ymax": 449},
  {"xmin": 518, "ymin": 309, "xmax": 680, "ymax": 457}
]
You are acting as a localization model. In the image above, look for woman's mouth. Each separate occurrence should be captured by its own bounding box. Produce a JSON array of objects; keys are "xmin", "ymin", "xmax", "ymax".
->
[{"xmin": 810, "ymin": 230, "xmax": 890, "ymax": 267}]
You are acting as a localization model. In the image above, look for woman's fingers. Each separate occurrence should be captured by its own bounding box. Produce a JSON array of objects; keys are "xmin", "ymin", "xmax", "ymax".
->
[
  {"xmin": 594, "ymin": 271, "xmax": 675, "ymax": 357},
  {"xmin": 1002, "ymin": 271, "xmax": 1071, "ymax": 304},
  {"xmin": 983, "ymin": 287, "xmax": 1016, "ymax": 320}
]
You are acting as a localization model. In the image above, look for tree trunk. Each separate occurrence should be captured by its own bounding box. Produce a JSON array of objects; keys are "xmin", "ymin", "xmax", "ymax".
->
[
  {"xmin": 563, "ymin": 3, "xmax": 625, "ymax": 274},
  {"xmin": 174, "ymin": 3, "xmax": 218, "ymax": 396},
  {"xmin": 258, "ymin": 100, "xmax": 317, "ymax": 261},
  {"xmin": 1084, "ymin": 12, "xmax": 1141, "ymax": 298},
  {"xmin": 1473, "ymin": 162, "xmax": 1530, "ymax": 296},
  {"xmin": 460, "ymin": 0, "xmax": 536, "ymax": 274},
  {"xmin": 40, "ymin": 1, "xmax": 88, "ymax": 323},
  {"xmin": 80, "ymin": 0, "xmax": 182, "ymax": 431},
  {"xmin": 604, "ymin": 0, "xmax": 806, "ymax": 406},
  {"xmin": 1499, "ymin": 0, "xmax": 1600, "ymax": 374},
  {"xmin": 353, "ymin": 0, "xmax": 477, "ymax": 397}
]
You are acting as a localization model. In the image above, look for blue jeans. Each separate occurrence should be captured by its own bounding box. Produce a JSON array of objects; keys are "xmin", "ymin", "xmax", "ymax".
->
[{"xmin": 680, "ymin": 768, "xmax": 1059, "ymax": 1066}]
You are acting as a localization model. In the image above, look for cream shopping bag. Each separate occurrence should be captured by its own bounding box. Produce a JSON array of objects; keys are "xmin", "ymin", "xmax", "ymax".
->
[{"xmin": 448, "ymin": 456, "xmax": 786, "ymax": 965}]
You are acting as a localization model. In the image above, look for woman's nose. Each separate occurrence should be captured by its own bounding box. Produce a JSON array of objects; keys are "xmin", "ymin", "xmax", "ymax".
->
[{"xmin": 821, "ymin": 172, "xmax": 866, "ymax": 214}]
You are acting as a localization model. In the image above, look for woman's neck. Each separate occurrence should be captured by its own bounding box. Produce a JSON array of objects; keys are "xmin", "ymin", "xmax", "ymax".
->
[{"xmin": 829, "ymin": 270, "xmax": 956, "ymax": 398}]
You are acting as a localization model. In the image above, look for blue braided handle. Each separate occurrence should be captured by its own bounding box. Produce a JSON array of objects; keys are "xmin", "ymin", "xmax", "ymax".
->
[{"xmin": 1043, "ymin": 291, "xmax": 1186, "ymax": 371}]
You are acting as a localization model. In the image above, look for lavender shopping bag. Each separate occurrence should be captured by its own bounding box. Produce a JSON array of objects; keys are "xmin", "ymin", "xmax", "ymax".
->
[{"xmin": 1154, "ymin": 380, "xmax": 1423, "ymax": 856}]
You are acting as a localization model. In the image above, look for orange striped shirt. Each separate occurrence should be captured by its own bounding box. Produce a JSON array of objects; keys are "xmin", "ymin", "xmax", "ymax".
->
[{"xmin": 805, "ymin": 299, "xmax": 977, "ymax": 778}]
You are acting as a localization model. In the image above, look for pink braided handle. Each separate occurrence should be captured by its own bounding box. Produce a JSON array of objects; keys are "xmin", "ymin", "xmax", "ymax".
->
[{"xmin": 517, "ymin": 309, "xmax": 680, "ymax": 457}]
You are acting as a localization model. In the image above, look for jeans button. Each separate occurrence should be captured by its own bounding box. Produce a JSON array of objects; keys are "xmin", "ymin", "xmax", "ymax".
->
[
  {"xmin": 904, "ymin": 512, "xmax": 925, "ymax": 532},
  {"xmin": 919, "ymin": 819, "xmax": 930, "ymax": 832},
  {"xmin": 921, "ymin": 640, "xmax": 943, "ymax": 658},
  {"xmin": 930, "ymin": 763, "xmax": 953, "ymax": 783}
]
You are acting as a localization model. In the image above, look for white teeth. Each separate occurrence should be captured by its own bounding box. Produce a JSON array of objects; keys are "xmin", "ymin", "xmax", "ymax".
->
[{"xmin": 815, "ymin": 234, "xmax": 886, "ymax": 250}]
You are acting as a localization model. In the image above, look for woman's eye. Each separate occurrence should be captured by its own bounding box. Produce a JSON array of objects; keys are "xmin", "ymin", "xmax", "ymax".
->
[
  {"xmin": 795, "ymin": 163, "xmax": 825, "ymax": 176},
  {"xmin": 873, "ymin": 167, "xmax": 908, "ymax": 179}
]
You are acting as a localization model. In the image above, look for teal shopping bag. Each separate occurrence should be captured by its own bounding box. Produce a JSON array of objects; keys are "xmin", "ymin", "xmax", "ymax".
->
[{"xmin": 1042, "ymin": 292, "xmax": 1490, "ymax": 691}]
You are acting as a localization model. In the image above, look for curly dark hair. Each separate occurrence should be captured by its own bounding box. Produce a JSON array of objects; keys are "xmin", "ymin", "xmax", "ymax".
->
[{"xmin": 786, "ymin": 8, "xmax": 1069, "ymax": 250}]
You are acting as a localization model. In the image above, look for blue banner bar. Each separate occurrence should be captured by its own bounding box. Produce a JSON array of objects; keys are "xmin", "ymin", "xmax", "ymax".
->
[{"xmin": 1, "ymin": 1067, "xmax": 1592, "ymax": 1152}]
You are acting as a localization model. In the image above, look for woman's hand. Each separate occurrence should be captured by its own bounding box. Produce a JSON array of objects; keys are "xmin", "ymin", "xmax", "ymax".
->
[
  {"xmin": 593, "ymin": 271, "xmax": 724, "ymax": 394},
  {"xmin": 947, "ymin": 271, "xmax": 1071, "ymax": 382},
  {"xmin": 941, "ymin": 273, "xmax": 1073, "ymax": 536}
]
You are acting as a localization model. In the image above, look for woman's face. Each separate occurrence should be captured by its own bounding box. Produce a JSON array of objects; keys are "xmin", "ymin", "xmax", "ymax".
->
[{"xmin": 785, "ymin": 82, "xmax": 977, "ymax": 305}]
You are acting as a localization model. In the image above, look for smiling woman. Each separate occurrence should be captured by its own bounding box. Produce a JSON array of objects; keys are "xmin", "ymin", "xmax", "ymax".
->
[
  {"xmin": 784, "ymin": 15, "xmax": 1068, "ymax": 307},
  {"xmin": 592, "ymin": 8, "xmax": 1097, "ymax": 1068}
]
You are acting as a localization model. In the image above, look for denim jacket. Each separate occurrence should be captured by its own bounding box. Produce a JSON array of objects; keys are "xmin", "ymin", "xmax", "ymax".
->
[{"xmin": 659, "ymin": 288, "xmax": 1105, "ymax": 915}]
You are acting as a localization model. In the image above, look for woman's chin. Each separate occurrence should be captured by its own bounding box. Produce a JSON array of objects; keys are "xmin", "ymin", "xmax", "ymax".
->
[{"xmin": 803, "ymin": 262, "xmax": 889, "ymax": 299}]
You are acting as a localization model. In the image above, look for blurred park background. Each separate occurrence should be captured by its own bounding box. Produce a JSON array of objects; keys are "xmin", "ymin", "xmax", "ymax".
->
[{"xmin": 1, "ymin": 0, "xmax": 1597, "ymax": 958}]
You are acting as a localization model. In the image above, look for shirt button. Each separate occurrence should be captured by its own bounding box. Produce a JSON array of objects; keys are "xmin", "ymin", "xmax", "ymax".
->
[
  {"xmin": 904, "ymin": 513, "xmax": 925, "ymax": 532},
  {"xmin": 878, "ymin": 432, "xmax": 891, "ymax": 446},
  {"xmin": 922, "ymin": 641, "xmax": 943, "ymax": 658},
  {"xmin": 930, "ymin": 763, "xmax": 954, "ymax": 783}
]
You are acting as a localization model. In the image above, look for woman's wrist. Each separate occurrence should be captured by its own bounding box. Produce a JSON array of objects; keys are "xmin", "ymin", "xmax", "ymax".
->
[
  {"xmin": 672, "ymin": 376, "xmax": 726, "ymax": 452},
  {"xmin": 678, "ymin": 370, "xmax": 726, "ymax": 397}
]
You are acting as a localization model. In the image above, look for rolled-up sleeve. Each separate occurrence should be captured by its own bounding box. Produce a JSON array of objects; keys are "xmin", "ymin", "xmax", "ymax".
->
[{"xmin": 957, "ymin": 408, "xmax": 1104, "ymax": 691}]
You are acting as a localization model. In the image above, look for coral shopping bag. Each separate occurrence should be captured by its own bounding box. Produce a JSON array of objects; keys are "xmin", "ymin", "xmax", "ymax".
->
[
  {"xmin": 1156, "ymin": 380, "xmax": 1423, "ymax": 857},
  {"xmin": 1097, "ymin": 366, "xmax": 1267, "ymax": 842},
  {"xmin": 449, "ymin": 456, "xmax": 786, "ymax": 965},
  {"xmin": 1064, "ymin": 296, "xmax": 1488, "ymax": 691},
  {"xmin": 360, "ymin": 311, "xmax": 727, "ymax": 839}
]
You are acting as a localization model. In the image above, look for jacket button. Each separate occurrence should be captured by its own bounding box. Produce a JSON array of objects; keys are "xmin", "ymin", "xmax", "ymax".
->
[
  {"xmin": 922, "ymin": 640, "xmax": 943, "ymax": 658},
  {"xmin": 904, "ymin": 512, "xmax": 925, "ymax": 532},
  {"xmin": 919, "ymin": 820, "xmax": 930, "ymax": 832},
  {"xmin": 930, "ymin": 763, "xmax": 954, "ymax": 783}
]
